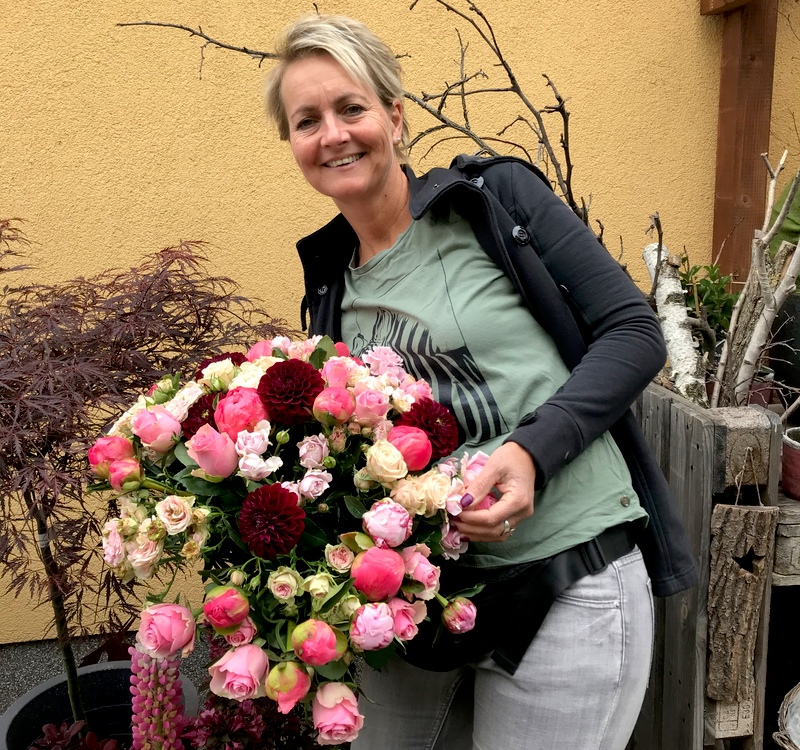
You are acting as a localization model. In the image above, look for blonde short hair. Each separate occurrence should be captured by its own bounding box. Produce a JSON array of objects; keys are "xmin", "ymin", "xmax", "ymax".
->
[{"xmin": 264, "ymin": 15, "xmax": 409, "ymax": 156}]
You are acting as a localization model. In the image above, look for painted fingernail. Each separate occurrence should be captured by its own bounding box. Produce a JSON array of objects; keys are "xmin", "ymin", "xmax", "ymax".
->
[{"xmin": 460, "ymin": 493, "xmax": 474, "ymax": 508}]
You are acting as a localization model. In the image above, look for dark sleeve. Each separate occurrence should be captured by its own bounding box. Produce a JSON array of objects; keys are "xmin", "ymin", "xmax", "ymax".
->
[{"xmin": 499, "ymin": 161, "xmax": 667, "ymax": 488}]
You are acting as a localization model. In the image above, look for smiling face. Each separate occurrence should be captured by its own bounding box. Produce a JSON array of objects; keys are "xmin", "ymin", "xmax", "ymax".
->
[{"xmin": 281, "ymin": 53, "xmax": 404, "ymax": 211}]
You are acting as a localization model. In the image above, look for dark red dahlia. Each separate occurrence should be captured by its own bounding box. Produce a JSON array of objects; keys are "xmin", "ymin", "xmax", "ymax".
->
[
  {"xmin": 396, "ymin": 398, "xmax": 460, "ymax": 460},
  {"xmin": 194, "ymin": 351, "xmax": 247, "ymax": 380},
  {"xmin": 257, "ymin": 358, "xmax": 324, "ymax": 426},
  {"xmin": 238, "ymin": 484, "xmax": 305, "ymax": 560},
  {"xmin": 182, "ymin": 393, "xmax": 218, "ymax": 439}
]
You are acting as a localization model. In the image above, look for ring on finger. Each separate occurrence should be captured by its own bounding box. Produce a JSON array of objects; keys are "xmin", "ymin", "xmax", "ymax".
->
[{"xmin": 502, "ymin": 519, "xmax": 511, "ymax": 536}]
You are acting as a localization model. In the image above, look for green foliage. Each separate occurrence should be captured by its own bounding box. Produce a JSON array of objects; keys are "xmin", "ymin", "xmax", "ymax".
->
[{"xmin": 679, "ymin": 259, "xmax": 739, "ymax": 355}]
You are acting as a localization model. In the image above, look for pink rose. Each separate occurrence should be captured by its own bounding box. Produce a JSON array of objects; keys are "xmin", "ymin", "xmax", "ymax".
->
[
  {"xmin": 101, "ymin": 520, "xmax": 125, "ymax": 567},
  {"xmin": 353, "ymin": 390, "xmax": 390, "ymax": 427},
  {"xmin": 136, "ymin": 603, "xmax": 196, "ymax": 658},
  {"xmin": 387, "ymin": 426, "xmax": 432, "ymax": 472},
  {"xmin": 388, "ymin": 598, "xmax": 427, "ymax": 641},
  {"xmin": 350, "ymin": 547, "xmax": 405, "ymax": 601},
  {"xmin": 155, "ymin": 495, "xmax": 194, "ymax": 535},
  {"xmin": 350, "ymin": 602, "xmax": 395, "ymax": 651},
  {"xmin": 325, "ymin": 543, "xmax": 355, "ymax": 573},
  {"xmin": 88, "ymin": 436, "xmax": 135, "ymax": 479},
  {"xmin": 235, "ymin": 422, "xmax": 272, "ymax": 456},
  {"xmin": 361, "ymin": 499, "xmax": 412, "ymax": 548},
  {"xmin": 291, "ymin": 619, "xmax": 347, "ymax": 667},
  {"xmin": 214, "ymin": 388, "xmax": 268, "ymax": 441},
  {"xmin": 108, "ymin": 458, "xmax": 144, "ymax": 493},
  {"xmin": 441, "ymin": 596, "xmax": 478, "ymax": 634},
  {"xmin": 334, "ymin": 341, "xmax": 351, "ymax": 357},
  {"xmin": 265, "ymin": 661, "xmax": 312, "ymax": 714},
  {"xmin": 246, "ymin": 339, "xmax": 277, "ymax": 361},
  {"xmin": 399, "ymin": 376, "xmax": 433, "ymax": 404},
  {"xmin": 298, "ymin": 469, "xmax": 333, "ymax": 501},
  {"xmin": 401, "ymin": 545, "xmax": 441, "ymax": 601},
  {"xmin": 288, "ymin": 337, "xmax": 321, "ymax": 361},
  {"xmin": 362, "ymin": 346, "xmax": 406, "ymax": 378},
  {"xmin": 224, "ymin": 616, "xmax": 258, "ymax": 647},
  {"xmin": 131, "ymin": 406, "xmax": 182, "ymax": 453},
  {"xmin": 312, "ymin": 683, "xmax": 364, "ymax": 746},
  {"xmin": 460, "ymin": 451, "xmax": 494, "ymax": 509},
  {"xmin": 209, "ymin": 644, "xmax": 268, "ymax": 701},
  {"xmin": 321, "ymin": 358, "xmax": 353, "ymax": 389},
  {"xmin": 186, "ymin": 424, "xmax": 239, "ymax": 479},
  {"xmin": 298, "ymin": 434, "xmax": 331, "ymax": 469},
  {"xmin": 204, "ymin": 585, "xmax": 250, "ymax": 633},
  {"xmin": 125, "ymin": 537, "xmax": 163, "ymax": 579},
  {"xmin": 313, "ymin": 387, "xmax": 357, "ymax": 426},
  {"xmin": 441, "ymin": 521, "xmax": 469, "ymax": 561}
]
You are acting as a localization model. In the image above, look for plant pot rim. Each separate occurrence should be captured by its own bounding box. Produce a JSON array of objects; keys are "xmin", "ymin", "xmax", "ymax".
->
[{"xmin": 784, "ymin": 427, "xmax": 800, "ymax": 449}]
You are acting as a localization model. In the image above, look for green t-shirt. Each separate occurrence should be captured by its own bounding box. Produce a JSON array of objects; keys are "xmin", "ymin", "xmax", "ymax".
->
[{"xmin": 341, "ymin": 206, "xmax": 647, "ymax": 568}]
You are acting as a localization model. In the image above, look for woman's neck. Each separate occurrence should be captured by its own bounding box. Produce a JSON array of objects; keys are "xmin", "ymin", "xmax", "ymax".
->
[{"xmin": 337, "ymin": 166, "xmax": 413, "ymax": 266}]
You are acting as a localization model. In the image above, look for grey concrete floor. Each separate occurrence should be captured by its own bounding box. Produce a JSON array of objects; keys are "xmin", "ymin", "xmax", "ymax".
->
[{"xmin": 0, "ymin": 634, "xmax": 210, "ymax": 716}]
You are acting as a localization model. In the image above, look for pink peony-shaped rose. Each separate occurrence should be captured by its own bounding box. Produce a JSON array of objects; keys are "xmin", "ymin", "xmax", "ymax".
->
[
  {"xmin": 203, "ymin": 585, "xmax": 250, "ymax": 634},
  {"xmin": 441, "ymin": 596, "xmax": 478, "ymax": 634},
  {"xmin": 224, "ymin": 616, "xmax": 258, "ymax": 647},
  {"xmin": 401, "ymin": 545, "xmax": 441, "ymax": 601},
  {"xmin": 320, "ymin": 358, "xmax": 352, "ymax": 389},
  {"xmin": 312, "ymin": 682, "xmax": 364, "ymax": 746},
  {"xmin": 101, "ymin": 520, "xmax": 124, "ymax": 567},
  {"xmin": 361, "ymin": 499, "xmax": 412, "ymax": 549},
  {"xmin": 131, "ymin": 406, "xmax": 182, "ymax": 453},
  {"xmin": 313, "ymin": 387, "xmax": 356, "ymax": 426},
  {"xmin": 387, "ymin": 425, "xmax": 433, "ymax": 472},
  {"xmin": 136, "ymin": 603, "xmax": 196, "ymax": 658},
  {"xmin": 353, "ymin": 389, "xmax": 390, "ymax": 427},
  {"xmin": 208, "ymin": 644, "xmax": 268, "ymax": 701},
  {"xmin": 186, "ymin": 424, "xmax": 239, "ymax": 480},
  {"xmin": 350, "ymin": 547, "xmax": 405, "ymax": 602},
  {"xmin": 350, "ymin": 602, "xmax": 395, "ymax": 651},
  {"xmin": 388, "ymin": 598, "xmax": 427, "ymax": 641},
  {"xmin": 89, "ymin": 436, "xmax": 135, "ymax": 479},
  {"xmin": 265, "ymin": 661, "xmax": 312, "ymax": 714},
  {"xmin": 362, "ymin": 346, "xmax": 406, "ymax": 378},
  {"xmin": 108, "ymin": 458, "xmax": 144, "ymax": 493},
  {"xmin": 214, "ymin": 387, "xmax": 268, "ymax": 441},
  {"xmin": 291, "ymin": 619, "xmax": 347, "ymax": 667}
]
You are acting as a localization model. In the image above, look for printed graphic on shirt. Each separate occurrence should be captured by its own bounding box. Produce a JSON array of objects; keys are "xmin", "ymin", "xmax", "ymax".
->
[{"xmin": 350, "ymin": 307, "xmax": 506, "ymax": 446}]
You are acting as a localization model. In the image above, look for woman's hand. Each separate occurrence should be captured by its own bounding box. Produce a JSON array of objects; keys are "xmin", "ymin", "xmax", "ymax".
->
[{"xmin": 454, "ymin": 442, "xmax": 536, "ymax": 543}]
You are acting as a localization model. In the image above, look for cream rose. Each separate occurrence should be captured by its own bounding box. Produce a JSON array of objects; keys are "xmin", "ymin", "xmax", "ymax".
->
[
  {"xmin": 268, "ymin": 566, "xmax": 304, "ymax": 602},
  {"xmin": 365, "ymin": 440, "xmax": 408, "ymax": 486},
  {"xmin": 303, "ymin": 572, "xmax": 336, "ymax": 600},
  {"xmin": 155, "ymin": 494, "xmax": 196, "ymax": 535},
  {"xmin": 390, "ymin": 477, "xmax": 427, "ymax": 516},
  {"xmin": 418, "ymin": 471, "xmax": 452, "ymax": 517}
]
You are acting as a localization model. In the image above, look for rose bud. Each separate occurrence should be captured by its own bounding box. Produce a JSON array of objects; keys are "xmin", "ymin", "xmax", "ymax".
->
[
  {"xmin": 265, "ymin": 661, "xmax": 312, "ymax": 714},
  {"xmin": 214, "ymin": 387, "xmax": 268, "ymax": 441},
  {"xmin": 88, "ymin": 436, "xmax": 135, "ymax": 479},
  {"xmin": 388, "ymin": 598, "xmax": 427, "ymax": 641},
  {"xmin": 208, "ymin": 644, "xmax": 268, "ymax": 701},
  {"xmin": 136, "ymin": 603, "xmax": 196, "ymax": 658},
  {"xmin": 350, "ymin": 547, "xmax": 405, "ymax": 602},
  {"xmin": 203, "ymin": 585, "xmax": 250, "ymax": 634},
  {"xmin": 108, "ymin": 458, "xmax": 144, "ymax": 493},
  {"xmin": 387, "ymin": 425, "xmax": 433, "ymax": 472},
  {"xmin": 186, "ymin": 424, "xmax": 239, "ymax": 481},
  {"xmin": 441, "ymin": 596, "xmax": 477, "ymax": 634},
  {"xmin": 131, "ymin": 405, "xmax": 182, "ymax": 454},
  {"xmin": 401, "ymin": 545, "xmax": 441, "ymax": 601},
  {"xmin": 350, "ymin": 602, "xmax": 395, "ymax": 651},
  {"xmin": 313, "ymin": 683, "xmax": 364, "ymax": 746},
  {"xmin": 361, "ymin": 499, "xmax": 412, "ymax": 548},
  {"xmin": 291, "ymin": 619, "xmax": 347, "ymax": 667},
  {"xmin": 334, "ymin": 341, "xmax": 351, "ymax": 357},
  {"xmin": 313, "ymin": 387, "xmax": 357, "ymax": 426},
  {"xmin": 224, "ymin": 616, "xmax": 258, "ymax": 647}
]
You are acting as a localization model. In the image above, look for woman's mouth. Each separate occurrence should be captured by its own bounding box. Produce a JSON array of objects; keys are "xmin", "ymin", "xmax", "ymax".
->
[{"xmin": 324, "ymin": 154, "xmax": 365, "ymax": 168}]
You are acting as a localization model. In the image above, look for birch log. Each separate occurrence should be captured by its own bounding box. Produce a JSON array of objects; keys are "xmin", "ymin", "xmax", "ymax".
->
[{"xmin": 643, "ymin": 242, "xmax": 709, "ymax": 406}]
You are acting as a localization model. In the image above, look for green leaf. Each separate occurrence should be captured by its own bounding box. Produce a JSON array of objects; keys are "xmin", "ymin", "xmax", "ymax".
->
[
  {"xmin": 173, "ymin": 468, "xmax": 220, "ymax": 496},
  {"xmin": 344, "ymin": 495, "xmax": 367, "ymax": 519},
  {"xmin": 314, "ymin": 658, "xmax": 350, "ymax": 681},
  {"xmin": 300, "ymin": 517, "xmax": 329, "ymax": 548},
  {"xmin": 308, "ymin": 336, "xmax": 338, "ymax": 369},
  {"xmin": 173, "ymin": 441, "xmax": 198, "ymax": 468},
  {"xmin": 363, "ymin": 641, "xmax": 397, "ymax": 671}
]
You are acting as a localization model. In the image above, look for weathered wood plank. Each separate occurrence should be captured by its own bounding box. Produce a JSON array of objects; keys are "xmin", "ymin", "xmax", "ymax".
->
[{"xmin": 706, "ymin": 408, "xmax": 774, "ymax": 491}]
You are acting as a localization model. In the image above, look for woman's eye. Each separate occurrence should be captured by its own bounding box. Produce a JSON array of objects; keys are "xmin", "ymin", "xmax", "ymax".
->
[
  {"xmin": 343, "ymin": 104, "xmax": 364, "ymax": 116},
  {"xmin": 295, "ymin": 118, "xmax": 315, "ymax": 131}
]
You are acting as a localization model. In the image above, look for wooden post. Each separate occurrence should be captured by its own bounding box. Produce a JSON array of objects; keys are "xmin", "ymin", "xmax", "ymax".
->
[{"xmin": 709, "ymin": 0, "xmax": 778, "ymax": 284}]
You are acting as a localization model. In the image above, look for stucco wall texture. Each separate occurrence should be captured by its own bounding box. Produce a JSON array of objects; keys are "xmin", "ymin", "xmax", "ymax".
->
[{"xmin": 0, "ymin": 0, "xmax": 797, "ymax": 642}]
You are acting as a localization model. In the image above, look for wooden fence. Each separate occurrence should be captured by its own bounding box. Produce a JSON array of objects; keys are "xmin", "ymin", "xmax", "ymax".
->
[{"xmin": 627, "ymin": 383, "xmax": 783, "ymax": 750}]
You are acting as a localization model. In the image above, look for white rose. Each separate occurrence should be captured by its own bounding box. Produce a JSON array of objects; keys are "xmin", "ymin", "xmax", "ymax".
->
[
  {"xmin": 238, "ymin": 454, "xmax": 283, "ymax": 480},
  {"xmin": 198, "ymin": 359, "xmax": 238, "ymax": 390},
  {"xmin": 163, "ymin": 382, "xmax": 205, "ymax": 422},
  {"xmin": 229, "ymin": 360, "xmax": 270, "ymax": 390},
  {"xmin": 366, "ymin": 440, "xmax": 408, "ymax": 486},
  {"xmin": 236, "ymin": 421, "xmax": 272, "ymax": 456},
  {"xmin": 303, "ymin": 572, "xmax": 335, "ymax": 600},
  {"xmin": 268, "ymin": 566, "xmax": 304, "ymax": 601}
]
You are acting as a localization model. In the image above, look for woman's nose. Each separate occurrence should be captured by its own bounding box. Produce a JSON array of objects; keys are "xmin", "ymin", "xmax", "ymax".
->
[{"xmin": 319, "ymin": 114, "xmax": 349, "ymax": 147}]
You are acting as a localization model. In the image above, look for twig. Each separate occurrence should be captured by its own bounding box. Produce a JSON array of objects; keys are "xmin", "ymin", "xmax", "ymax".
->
[{"xmin": 646, "ymin": 212, "xmax": 664, "ymax": 308}]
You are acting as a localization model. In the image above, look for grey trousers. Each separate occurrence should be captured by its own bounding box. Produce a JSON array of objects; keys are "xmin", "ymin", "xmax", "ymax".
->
[{"xmin": 353, "ymin": 548, "xmax": 654, "ymax": 750}]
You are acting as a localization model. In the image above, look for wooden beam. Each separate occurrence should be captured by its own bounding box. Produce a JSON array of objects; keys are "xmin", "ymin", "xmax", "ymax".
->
[
  {"xmin": 711, "ymin": 0, "xmax": 778, "ymax": 284},
  {"xmin": 702, "ymin": 0, "xmax": 753, "ymax": 15}
]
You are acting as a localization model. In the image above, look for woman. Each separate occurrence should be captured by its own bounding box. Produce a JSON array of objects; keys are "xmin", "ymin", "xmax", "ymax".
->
[{"xmin": 264, "ymin": 15, "xmax": 696, "ymax": 750}]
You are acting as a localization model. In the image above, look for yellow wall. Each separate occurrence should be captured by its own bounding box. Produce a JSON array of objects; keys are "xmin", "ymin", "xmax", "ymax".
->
[{"xmin": 0, "ymin": 0, "xmax": 797, "ymax": 642}]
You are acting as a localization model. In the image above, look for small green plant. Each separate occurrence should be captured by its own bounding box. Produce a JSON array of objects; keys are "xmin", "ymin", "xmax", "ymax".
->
[{"xmin": 679, "ymin": 259, "xmax": 739, "ymax": 356}]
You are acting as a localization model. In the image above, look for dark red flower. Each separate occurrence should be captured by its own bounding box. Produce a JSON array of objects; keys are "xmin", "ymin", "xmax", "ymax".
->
[
  {"xmin": 257, "ymin": 359, "xmax": 324, "ymax": 426},
  {"xmin": 395, "ymin": 398, "xmax": 460, "ymax": 460},
  {"xmin": 182, "ymin": 393, "xmax": 218, "ymax": 439},
  {"xmin": 238, "ymin": 484, "xmax": 305, "ymax": 560},
  {"xmin": 194, "ymin": 352, "xmax": 247, "ymax": 380}
]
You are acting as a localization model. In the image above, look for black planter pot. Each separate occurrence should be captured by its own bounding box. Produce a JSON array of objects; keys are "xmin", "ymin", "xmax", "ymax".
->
[{"xmin": 0, "ymin": 660, "xmax": 199, "ymax": 750}]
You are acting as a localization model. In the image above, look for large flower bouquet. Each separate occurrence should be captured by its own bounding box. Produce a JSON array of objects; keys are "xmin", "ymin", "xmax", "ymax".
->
[{"xmin": 90, "ymin": 336, "xmax": 485, "ymax": 747}]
